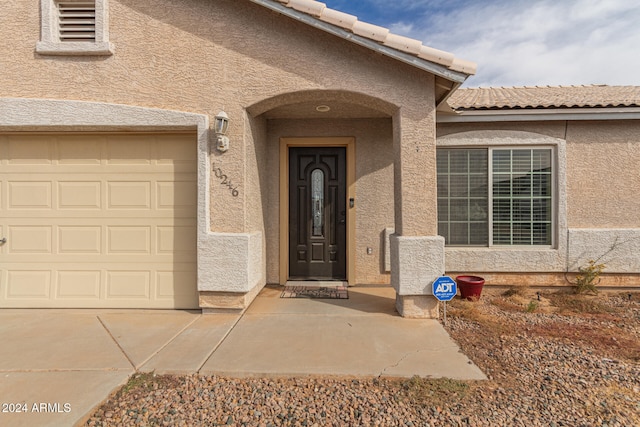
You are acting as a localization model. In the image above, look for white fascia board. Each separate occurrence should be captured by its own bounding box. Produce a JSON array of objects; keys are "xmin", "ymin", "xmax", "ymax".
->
[{"xmin": 437, "ymin": 107, "xmax": 640, "ymax": 123}]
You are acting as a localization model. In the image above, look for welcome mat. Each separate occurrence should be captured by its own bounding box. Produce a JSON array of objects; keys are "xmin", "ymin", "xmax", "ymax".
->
[{"xmin": 281, "ymin": 285, "xmax": 349, "ymax": 299}]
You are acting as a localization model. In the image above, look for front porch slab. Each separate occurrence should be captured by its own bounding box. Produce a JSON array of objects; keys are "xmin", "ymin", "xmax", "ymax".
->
[{"xmin": 200, "ymin": 286, "xmax": 485, "ymax": 380}]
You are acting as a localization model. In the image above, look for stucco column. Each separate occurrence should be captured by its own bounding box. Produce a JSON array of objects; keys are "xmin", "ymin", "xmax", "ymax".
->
[
  {"xmin": 198, "ymin": 108, "xmax": 264, "ymax": 312},
  {"xmin": 390, "ymin": 106, "xmax": 444, "ymax": 318}
]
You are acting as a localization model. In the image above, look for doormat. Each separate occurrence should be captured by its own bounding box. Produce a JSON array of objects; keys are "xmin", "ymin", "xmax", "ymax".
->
[{"xmin": 280, "ymin": 285, "xmax": 348, "ymax": 299}]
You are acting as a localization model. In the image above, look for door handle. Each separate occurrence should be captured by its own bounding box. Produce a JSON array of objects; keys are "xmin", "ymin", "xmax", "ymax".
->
[{"xmin": 0, "ymin": 237, "xmax": 6, "ymax": 244}]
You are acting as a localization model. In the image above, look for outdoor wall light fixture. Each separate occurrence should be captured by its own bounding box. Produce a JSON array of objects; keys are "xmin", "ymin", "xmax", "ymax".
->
[{"xmin": 214, "ymin": 111, "xmax": 230, "ymax": 152}]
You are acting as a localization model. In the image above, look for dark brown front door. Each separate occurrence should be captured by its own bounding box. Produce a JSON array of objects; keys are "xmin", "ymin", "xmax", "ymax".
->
[{"xmin": 289, "ymin": 147, "xmax": 347, "ymax": 280}]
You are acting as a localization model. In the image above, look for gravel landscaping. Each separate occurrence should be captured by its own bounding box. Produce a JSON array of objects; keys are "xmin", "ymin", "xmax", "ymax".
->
[{"xmin": 86, "ymin": 289, "xmax": 640, "ymax": 426}]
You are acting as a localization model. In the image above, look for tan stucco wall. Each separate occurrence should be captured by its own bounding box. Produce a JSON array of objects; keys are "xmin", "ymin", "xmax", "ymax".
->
[
  {"xmin": 438, "ymin": 120, "xmax": 640, "ymax": 229},
  {"xmin": 437, "ymin": 120, "xmax": 640, "ymax": 280},
  {"xmin": 1, "ymin": 0, "xmax": 436, "ymax": 231},
  {"xmin": 264, "ymin": 118, "xmax": 394, "ymax": 285},
  {"xmin": 437, "ymin": 121, "xmax": 566, "ymax": 140},
  {"xmin": 1, "ymin": 0, "xmax": 443, "ymax": 296},
  {"xmin": 564, "ymin": 120, "xmax": 640, "ymax": 228},
  {"xmin": 3, "ymin": 2, "xmax": 638, "ymax": 294}
]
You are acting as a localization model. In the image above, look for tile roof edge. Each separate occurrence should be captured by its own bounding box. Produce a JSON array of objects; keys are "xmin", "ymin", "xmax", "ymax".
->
[
  {"xmin": 454, "ymin": 84, "xmax": 634, "ymax": 90},
  {"xmin": 252, "ymin": 0, "xmax": 476, "ymax": 79},
  {"xmin": 448, "ymin": 85, "xmax": 640, "ymax": 108}
]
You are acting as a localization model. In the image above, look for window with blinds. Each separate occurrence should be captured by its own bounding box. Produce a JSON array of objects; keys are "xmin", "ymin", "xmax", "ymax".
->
[
  {"xmin": 492, "ymin": 149, "xmax": 552, "ymax": 245},
  {"xmin": 56, "ymin": 1, "xmax": 97, "ymax": 42},
  {"xmin": 437, "ymin": 147, "xmax": 554, "ymax": 247},
  {"xmin": 437, "ymin": 148, "xmax": 488, "ymax": 246}
]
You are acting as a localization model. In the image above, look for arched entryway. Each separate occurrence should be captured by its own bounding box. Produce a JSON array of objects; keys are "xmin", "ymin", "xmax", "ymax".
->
[{"xmin": 246, "ymin": 90, "xmax": 397, "ymax": 286}]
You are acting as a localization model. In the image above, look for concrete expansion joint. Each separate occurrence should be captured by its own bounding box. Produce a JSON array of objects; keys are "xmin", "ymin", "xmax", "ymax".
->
[
  {"xmin": 138, "ymin": 315, "xmax": 203, "ymax": 371},
  {"xmin": 196, "ymin": 309, "xmax": 247, "ymax": 374},
  {"xmin": 96, "ymin": 315, "xmax": 137, "ymax": 370}
]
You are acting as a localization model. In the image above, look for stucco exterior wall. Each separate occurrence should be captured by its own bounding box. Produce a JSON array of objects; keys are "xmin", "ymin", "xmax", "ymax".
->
[
  {"xmin": 1, "ymin": 0, "xmax": 435, "ymax": 232},
  {"xmin": 437, "ymin": 121, "xmax": 640, "ymax": 281},
  {"xmin": 564, "ymin": 120, "xmax": 640, "ymax": 228},
  {"xmin": 437, "ymin": 121, "xmax": 566, "ymax": 140},
  {"xmin": 264, "ymin": 118, "xmax": 395, "ymax": 285},
  {"xmin": 2, "ymin": 0, "xmax": 441, "ymax": 298},
  {"xmin": 438, "ymin": 120, "xmax": 640, "ymax": 229}
]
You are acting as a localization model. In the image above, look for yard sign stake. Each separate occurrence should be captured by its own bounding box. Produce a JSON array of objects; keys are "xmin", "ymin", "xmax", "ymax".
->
[{"xmin": 432, "ymin": 276, "xmax": 457, "ymax": 326}]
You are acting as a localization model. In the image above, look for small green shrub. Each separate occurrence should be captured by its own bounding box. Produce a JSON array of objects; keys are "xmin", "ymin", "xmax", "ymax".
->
[
  {"xmin": 525, "ymin": 300, "xmax": 539, "ymax": 313},
  {"xmin": 574, "ymin": 260, "xmax": 605, "ymax": 295}
]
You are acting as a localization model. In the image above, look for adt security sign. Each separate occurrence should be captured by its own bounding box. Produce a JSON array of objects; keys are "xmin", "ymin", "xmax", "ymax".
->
[{"xmin": 432, "ymin": 276, "xmax": 457, "ymax": 301}]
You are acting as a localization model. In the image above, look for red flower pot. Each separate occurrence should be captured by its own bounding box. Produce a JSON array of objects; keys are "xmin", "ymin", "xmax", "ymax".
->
[{"xmin": 456, "ymin": 276, "xmax": 485, "ymax": 301}]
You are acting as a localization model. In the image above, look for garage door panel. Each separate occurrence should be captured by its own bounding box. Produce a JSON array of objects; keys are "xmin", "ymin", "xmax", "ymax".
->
[
  {"xmin": 106, "ymin": 271, "xmax": 150, "ymax": 298},
  {"xmin": 6, "ymin": 271, "xmax": 51, "ymax": 298},
  {"xmin": 108, "ymin": 181, "xmax": 151, "ymax": 209},
  {"xmin": 9, "ymin": 226, "xmax": 53, "ymax": 253},
  {"xmin": 157, "ymin": 134, "xmax": 197, "ymax": 163},
  {"xmin": 57, "ymin": 271, "xmax": 101, "ymax": 299},
  {"xmin": 7, "ymin": 136, "xmax": 53, "ymax": 164},
  {"xmin": 57, "ymin": 137, "xmax": 103, "ymax": 164},
  {"xmin": 157, "ymin": 270, "xmax": 197, "ymax": 299},
  {"xmin": 157, "ymin": 181, "xmax": 197, "ymax": 209},
  {"xmin": 58, "ymin": 181, "xmax": 102, "ymax": 209},
  {"xmin": 0, "ymin": 133, "xmax": 198, "ymax": 309},
  {"xmin": 58, "ymin": 226, "xmax": 101, "ymax": 254},
  {"xmin": 107, "ymin": 226, "xmax": 151, "ymax": 254},
  {"xmin": 6, "ymin": 224, "xmax": 194, "ymax": 257},
  {"xmin": 157, "ymin": 226, "xmax": 196, "ymax": 253},
  {"xmin": 106, "ymin": 137, "xmax": 152, "ymax": 165},
  {"xmin": 8, "ymin": 181, "xmax": 52, "ymax": 209}
]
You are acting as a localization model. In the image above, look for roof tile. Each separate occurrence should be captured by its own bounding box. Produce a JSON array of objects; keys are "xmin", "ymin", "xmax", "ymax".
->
[
  {"xmin": 320, "ymin": 8, "xmax": 357, "ymax": 29},
  {"xmin": 352, "ymin": 20, "xmax": 389, "ymax": 42},
  {"xmin": 263, "ymin": 0, "xmax": 475, "ymax": 76},
  {"xmin": 288, "ymin": 0, "xmax": 325, "ymax": 17},
  {"xmin": 383, "ymin": 33, "xmax": 423, "ymax": 56},
  {"xmin": 419, "ymin": 45, "xmax": 454, "ymax": 67},
  {"xmin": 448, "ymin": 85, "xmax": 640, "ymax": 110}
]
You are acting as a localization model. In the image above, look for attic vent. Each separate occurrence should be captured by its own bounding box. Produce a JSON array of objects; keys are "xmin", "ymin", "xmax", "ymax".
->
[{"xmin": 57, "ymin": 1, "xmax": 96, "ymax": 42}]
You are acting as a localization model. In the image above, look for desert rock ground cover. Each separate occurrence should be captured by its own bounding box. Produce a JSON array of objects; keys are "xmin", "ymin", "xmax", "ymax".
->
[{"xmin": 86, "ymin": 289, "xmax": 640, "ymax": 426}]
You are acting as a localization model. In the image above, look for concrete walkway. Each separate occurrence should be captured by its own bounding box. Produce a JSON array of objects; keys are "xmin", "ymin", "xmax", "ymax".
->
[{"xmin": 0, "ymin": 286, "xmax": 485, "ymax": 427}]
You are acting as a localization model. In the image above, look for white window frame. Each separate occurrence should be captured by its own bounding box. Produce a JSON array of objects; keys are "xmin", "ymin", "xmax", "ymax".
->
[
  {"xmin": 36, "ymin": 0, "xmax": 113, "ymax": 56},
  {"xmin": 437, "ymin": 146, "xmax": 555, "ymax": 248},
  {"xmin": 437, "ymin": 148, "xmax": 489, "ymax": 246},
  {"xmin": 488, "ymin": 146, "xmax": 555, "ymax": 247},
  {"xmin": 437, "ymin": 130, "xmax": 567, "ymax": 273}
]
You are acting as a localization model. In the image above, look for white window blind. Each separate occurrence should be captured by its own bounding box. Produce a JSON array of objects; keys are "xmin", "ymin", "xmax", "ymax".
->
[
  {"xmin": 437, "ymin": 147, "xmax": 553, "ymax": 247},
  {"xmin": 437, "ymin": 149, "xmax": 489, "ymax": 246},
  {"xmin": 57, "ymin": 1, "xmax": 96, "ymax": 42},
  {"xmin": 492, "ymin": 149, "xmax": 552, "ymax": 245}
]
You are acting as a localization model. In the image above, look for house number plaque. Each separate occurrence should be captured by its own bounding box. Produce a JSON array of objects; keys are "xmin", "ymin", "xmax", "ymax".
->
[{"xmin": 212, "ymin": 162, "xmax": 239, "ymax": 197}]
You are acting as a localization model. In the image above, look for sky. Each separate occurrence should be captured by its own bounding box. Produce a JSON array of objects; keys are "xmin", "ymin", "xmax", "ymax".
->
[{"xmin": 322, "ymin": 0, "xmax": 640, "ymax": 88}]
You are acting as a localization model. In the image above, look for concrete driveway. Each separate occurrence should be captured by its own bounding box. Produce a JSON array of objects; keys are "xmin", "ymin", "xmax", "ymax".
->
[{"xmin": 0, "ymin": 286, "xmax": 485, "ymax": 426}]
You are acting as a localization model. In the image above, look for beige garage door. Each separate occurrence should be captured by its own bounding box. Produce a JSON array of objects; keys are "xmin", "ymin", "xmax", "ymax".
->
[{"xmin": 0, "ymin": 133, "xmax": 198, "ymax": 308}]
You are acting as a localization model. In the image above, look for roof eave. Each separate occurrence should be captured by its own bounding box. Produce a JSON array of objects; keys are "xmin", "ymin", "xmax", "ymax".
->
[
  {"xmin": 437, "ymin": 107, "xmax": 640, "ymax": 123},
  {"xmin": 250, "ymin": 0, "xmax": 470, "ymax": 88}
]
